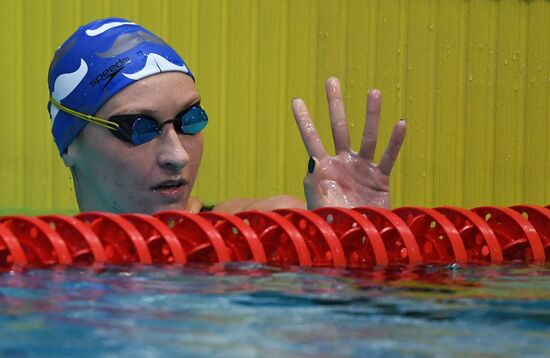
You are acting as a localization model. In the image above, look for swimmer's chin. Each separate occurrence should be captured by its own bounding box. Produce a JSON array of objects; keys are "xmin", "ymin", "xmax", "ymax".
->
[
  {"xmin": 138, "ymin": 200, "xmax": 189, "ymax": 215},
  {"xmin": 146, "ymin": 189, "xmax": 193, "ymax": 214}
]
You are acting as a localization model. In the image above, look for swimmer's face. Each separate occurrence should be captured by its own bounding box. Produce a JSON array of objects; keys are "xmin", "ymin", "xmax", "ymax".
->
[{"xmin": 63, "ymin": 72, "xmax": 203, "ymax": 214}]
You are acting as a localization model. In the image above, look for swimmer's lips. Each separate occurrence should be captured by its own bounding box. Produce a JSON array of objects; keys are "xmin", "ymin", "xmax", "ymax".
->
[{"xmin": 150, "ymin": 179, "xmax": 188, "ymax": 192}]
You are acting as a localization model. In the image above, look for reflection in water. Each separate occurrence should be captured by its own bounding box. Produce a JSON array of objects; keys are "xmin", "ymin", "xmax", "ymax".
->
[{"xmin": 0, "ymin": 264, "xmax": 549, "ymax": 357}]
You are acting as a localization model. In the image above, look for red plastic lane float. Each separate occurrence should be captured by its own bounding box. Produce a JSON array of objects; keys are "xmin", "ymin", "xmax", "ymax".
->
[
  {"xmin": 236, "ymin": 211, "xmax": 312, "ymax": 266},
  {"xmin": 155, "ymin": 211, "xmax": 230, "ymax": 264},
  {"xmin": 313, "ymin": 207, "xmax": 388, "ymax": 268},
  {"xmin": 121, "ymin": 214, "xmax": 186, "ymax": 265},
  {"xmin": 39, "ymin": 215, "xmax": 107, "ymax": 265},
  {"xmin": 0, "ymin": 216, "xmax": 72, "ymax": 267},
  {"xmin": 199, "ymin": 212, "xmax": 266, "ymax": 263},
  {"xmin": 471, "ymin": 206, "xmax": 545, "ymax": 264},
  {"xmin": 393, "ymin": 207, "xmax": 467, "ymax": 264},
  {"xmin": 2, "ymin": 204, "xmax": 550, "ymax": 270},
  {"xmin": 76, "ymin": 212, "xmax": 152, "ymax": 265},
  {"xmin": 511, "ymin": 205, "xmax": 550, "ymax": 258},
  {"xmin": 0, "ymin": 223, "xmax": 27, "ymax": 269},
  {"xmin": 434, "ymin": 207, "xmax": 503, "ymax": 264},
  {"xmin": 353, "ymin": 207, "xmax": 422, "ymax": 265},
  {"xmin": 274, "ymin": 208, "xmax": 346, "ymax": 268}
]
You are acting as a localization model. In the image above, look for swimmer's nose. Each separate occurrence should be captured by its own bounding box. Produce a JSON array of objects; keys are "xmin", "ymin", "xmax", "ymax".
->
[{"xmin": 156, "ymin": 125, "xmax": 189, "ymax": 170}]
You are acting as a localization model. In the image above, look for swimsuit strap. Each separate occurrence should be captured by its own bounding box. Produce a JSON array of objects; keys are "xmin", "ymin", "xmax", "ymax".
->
[{"xmin": 199, "ymin": 204, "xmax": 215, "ymax": 212}]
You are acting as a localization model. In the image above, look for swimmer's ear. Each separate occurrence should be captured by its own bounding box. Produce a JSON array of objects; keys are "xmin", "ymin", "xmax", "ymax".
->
[{"xmin": 61, "ymin": 145, "xmax": 77, "ymax": 168}]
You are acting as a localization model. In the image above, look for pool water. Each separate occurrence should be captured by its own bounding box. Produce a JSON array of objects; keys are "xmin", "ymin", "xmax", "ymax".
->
[{"xmin": 1, "ymin": 264, "xmax": 549, "ymax": 357}]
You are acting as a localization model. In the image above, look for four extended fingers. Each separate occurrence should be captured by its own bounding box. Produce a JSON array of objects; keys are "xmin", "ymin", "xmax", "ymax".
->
[{"xmin": 293, "ymin": 78, "xmax": 406, "ymax": 176}]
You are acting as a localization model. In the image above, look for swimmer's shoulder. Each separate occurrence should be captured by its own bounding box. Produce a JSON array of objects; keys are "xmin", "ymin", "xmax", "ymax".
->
[{"xmin": 210, "ymin": 195, "xmax": 306, "ymax": 214}]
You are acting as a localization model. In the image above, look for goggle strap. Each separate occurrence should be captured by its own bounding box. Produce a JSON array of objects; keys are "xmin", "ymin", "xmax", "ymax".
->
[{"xmin": 49, "ymin": 96, "xmax": 120, "ymax": 131}]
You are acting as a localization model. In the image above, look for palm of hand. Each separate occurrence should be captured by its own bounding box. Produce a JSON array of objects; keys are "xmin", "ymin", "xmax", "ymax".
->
[
  {"xmin": 293, "ymin": 77, "xmax": 406, "ymax": 210},
  {"xmin": 311, "ymin": 154, "xmax": 391, "ymax": 208}
]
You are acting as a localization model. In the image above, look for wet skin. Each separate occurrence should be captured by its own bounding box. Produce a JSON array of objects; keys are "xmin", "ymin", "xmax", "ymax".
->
[
  {"xmin": 63, "ymin": 72, "xmax": 203, "ymax": 214},
  {"xmin": 62, "ymin": 74, "xmax": 405, "ymax": 214},
  {"xmin": 292, "ymin": 77, "xmax": 407, "ymax": 209}
]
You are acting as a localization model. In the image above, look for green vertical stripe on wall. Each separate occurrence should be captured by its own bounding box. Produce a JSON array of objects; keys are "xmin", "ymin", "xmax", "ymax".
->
[
  {"xmin": 110, "ymin": 0, "xmax": 139, "ymax": 21},
  {"xmin": 345, "ymin": 0, "xmax": 377, "ymax": 151},
  {"xmin": 0, "ymin": 0, "xmax": 548, "ymax": 215},
  {"xmin": 523, "ymin": 0, "xmax": 549, "ymax": 204},
  {"xmin": 225, "ymin": 0, "xmax": 257, "ymax": 199},
  {"xmin": 50, "ymin": 0, "xmax": 79, "ymax": 212},
  {"xmin": 285, "ymin": 0, "xmax": 318, "ymax": 199},
  {"xmin": 256, "ymin": 0, "xmax": 285, "ymax": 198},
  {"xmin": 374, "ymin": 0, "xmax": 408, "ymax": 206},
  {"xmin": 22, "ymin": 0, "xmax": 52, "ymax": 210},
  {"xmin": 402, "ymin": 1, "xmax": 438, "ymax": 205},
  {"xmin": 432, "ymin": 0, "xmax": 467, "ymax": 207},
  {"xmin": 463, "ymin": 0, "xmax": 498, "ymax": 208},
  {"xmin": 0, "ymin": 0, "xmax": 23, "ymax": 210},
  {"xmin": 195, "ymin": 0, "xmax": 227, "ymax": 204},
  {"xmin": 315, "ymin": 0, "xmax": 348, "ymax": 157},
  {"xmin": 493, "ymin": 0, "xmax": 528, "ymax": 206}
]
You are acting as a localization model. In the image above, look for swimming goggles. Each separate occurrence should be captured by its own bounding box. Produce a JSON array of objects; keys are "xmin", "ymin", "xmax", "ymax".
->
[{"xmin": 49, "ymin": 96, "xmax": 208, "ymax": 145}]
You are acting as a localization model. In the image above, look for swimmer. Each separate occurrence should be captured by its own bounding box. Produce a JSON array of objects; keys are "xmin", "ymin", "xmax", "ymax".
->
[{"xmin": 47, "ymin": 18, "xmax": 406, "ymax": 214}]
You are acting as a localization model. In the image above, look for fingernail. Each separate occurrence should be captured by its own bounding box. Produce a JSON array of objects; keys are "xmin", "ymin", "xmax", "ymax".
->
[{"xmin": 308, "ymin": 157, "xmax": 315, "ymax": 174}]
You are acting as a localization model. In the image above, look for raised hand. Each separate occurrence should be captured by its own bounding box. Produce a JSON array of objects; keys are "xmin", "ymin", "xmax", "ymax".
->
[{"xmin": 292, "ymin": 77, "xmax": 406, "ymax": 210}]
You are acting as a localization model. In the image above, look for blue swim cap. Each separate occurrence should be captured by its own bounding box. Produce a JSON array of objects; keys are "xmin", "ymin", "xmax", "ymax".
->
[{"xmin": 48, "ymin": 18, "xmax": 194, "ymax": 155}]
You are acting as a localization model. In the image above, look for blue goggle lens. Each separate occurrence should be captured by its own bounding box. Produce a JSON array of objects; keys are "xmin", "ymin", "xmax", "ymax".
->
[{"xmin": 110, "ymin": 105, "xmax": 208, "ymax": 145}]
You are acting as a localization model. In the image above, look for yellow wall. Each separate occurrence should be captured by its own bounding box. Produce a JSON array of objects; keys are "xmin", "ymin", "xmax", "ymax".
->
[{"xmin": 0, "ymin": 0, "xmax": 548, "ymax": 214}]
